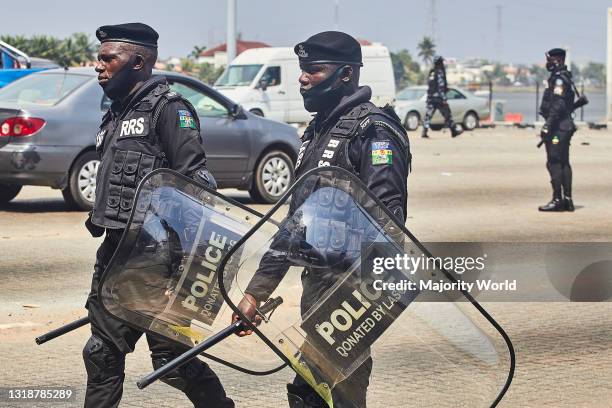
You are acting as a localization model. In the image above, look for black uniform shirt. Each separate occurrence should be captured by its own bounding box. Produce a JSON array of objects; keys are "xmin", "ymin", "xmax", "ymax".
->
[{"xmin": 245, "ymin": 87, "xmax": 410, "ymax": 302}]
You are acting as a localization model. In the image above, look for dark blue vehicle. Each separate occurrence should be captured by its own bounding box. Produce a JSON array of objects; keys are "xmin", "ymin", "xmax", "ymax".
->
[{"xmin": 0, "ymin": 40, "xmax": 59, "ymax": 88}]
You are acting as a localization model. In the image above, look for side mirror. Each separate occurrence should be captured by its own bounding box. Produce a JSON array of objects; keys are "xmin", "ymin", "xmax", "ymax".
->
[
  {"xmin": 229, "ymin": 104, "xmax": 246, "ymax": 119},
  {"xmin": 258, "ymin": 79, "xmax": 268, "ymax": 91}
]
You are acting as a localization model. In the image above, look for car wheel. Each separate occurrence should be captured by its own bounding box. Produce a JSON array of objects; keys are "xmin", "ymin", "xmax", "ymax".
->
[
  {"xmin": 404, "ymin": 111, "xmax": 420, "ymax": 131},
  {"xmin": 430, "ymin": 124, "xmax": 443, "ymax": 131},
  {"xmin": 62, "ymin": 151, "xmax": 99, "ymax": 211},
  {"xmin": 249, "ymin": 108, "xmax": 264, "ymax": 117},
  {"xmin": 0, "ymin": 183, "xmax": 22, "ymax": 203},
  {"xmin": 249, "ymin": 150, "xmax": 294, "ymax": 204},
  {"xmin": 463, "ymin": 111, "xmax": 479, "ymax": 131}
]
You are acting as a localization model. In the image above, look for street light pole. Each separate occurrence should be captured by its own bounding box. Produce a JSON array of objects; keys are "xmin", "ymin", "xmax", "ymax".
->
[
  {"xmin": 227, "ymin": 0, "xmax": 237, "ymax": 65},
  {"xmin": 607, "ymin": 8, "xmax": 612, "ymax": 126}
]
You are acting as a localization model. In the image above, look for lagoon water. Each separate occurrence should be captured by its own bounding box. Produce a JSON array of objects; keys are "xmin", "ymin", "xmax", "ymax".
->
[{"xmin": 491, "ymin": 91, "xmax": 606, "ymax": 123}]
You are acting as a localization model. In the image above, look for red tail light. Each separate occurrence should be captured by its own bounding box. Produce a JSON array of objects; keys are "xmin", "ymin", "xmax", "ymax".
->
[{"xmin": 0, "ymin": 117, "xmax": 46, "ymax": 137}]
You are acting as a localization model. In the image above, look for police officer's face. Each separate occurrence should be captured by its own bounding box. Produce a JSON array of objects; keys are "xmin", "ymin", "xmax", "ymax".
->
[
  {"xmin": 299, "ymin": 63, "xmax": 349, "ymax": 91},
  {"xmin": 95, "ymin": 42, "xmax": 131, "ymax": 87}
]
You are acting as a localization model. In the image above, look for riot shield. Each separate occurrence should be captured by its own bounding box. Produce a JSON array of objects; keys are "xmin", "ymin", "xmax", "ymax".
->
[
  {"xmin": 98, "ymin": 169, "xmax": 286, "ymax": 373},
  {"xmin": 219, "ymin": 167, "xmax": 514, "ymax": 408}
]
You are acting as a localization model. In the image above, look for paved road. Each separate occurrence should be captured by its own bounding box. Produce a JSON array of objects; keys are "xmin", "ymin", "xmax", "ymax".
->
[{"xmin": 1, "ymin": 128, "xmax": 611, "ymax": 407}]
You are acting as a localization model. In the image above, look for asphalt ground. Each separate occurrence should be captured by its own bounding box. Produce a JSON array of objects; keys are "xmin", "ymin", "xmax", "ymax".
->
[{"xmin": 1, "ymin": 127, "xmax": 611, "ymax": 407}]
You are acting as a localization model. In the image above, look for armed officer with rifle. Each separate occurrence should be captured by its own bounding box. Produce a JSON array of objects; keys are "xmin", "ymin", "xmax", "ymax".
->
[{"xmin": 538, "ymin": 48, "xmax": 587, "ymax": 212}]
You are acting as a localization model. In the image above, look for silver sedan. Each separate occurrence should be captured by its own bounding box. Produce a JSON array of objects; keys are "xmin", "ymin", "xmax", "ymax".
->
[
  {"xmin": 0, "ymin": 68, "xmax": 300, "ymax": 209},
  {"xmin": 394, "ymin": 86, "xmax": 489, "ymax": 132}
]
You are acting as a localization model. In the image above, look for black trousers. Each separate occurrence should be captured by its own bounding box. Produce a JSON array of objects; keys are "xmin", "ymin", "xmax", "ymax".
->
[
  {"xmin": 544, "ymin": 127, "xmax": 573, "ymax": 199},
  {"xmin": 423, "ymin": 99, "xmax": 456, "ymax": 130},
  {"xmin": 83, "ymin": 230, "xmax": 234, "ymax": 408}
]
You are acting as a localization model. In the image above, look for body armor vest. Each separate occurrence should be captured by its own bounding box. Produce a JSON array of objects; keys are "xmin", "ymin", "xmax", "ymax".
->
[
  {"xmin": 291, "ymin": 102, "xmax": 409, "ymax": 308},
  {"xmin": 91, "ymin": 83, "xmax": 199, "ymax": 229},
  {"xmin": 294, "ymin": 102, "xmax": 409, "ymax": 179},
  {"xmin": 540, "ymin": 70, "xmax": 575, "ymax": 121}
]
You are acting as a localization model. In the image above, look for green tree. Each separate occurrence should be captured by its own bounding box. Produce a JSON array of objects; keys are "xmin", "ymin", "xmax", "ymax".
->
[
  {"xmin": 390, "ymin": 49, "xmax": 423, "ymax": 89},
  {"xmin": 530, "ymin": 64, "xmax": 548, "ymax": 85},
  {"xmin": 0, "ymin": 33, "xmax": 95, "ymax": 67},
  {"xmin": 581, "ymin": 62, "xmax": 605, "ymax": 87},
  {"xmin": 190, "ymin": 45, "xmax": 207, "ymax": 59},
  {"xmin": 417, "ymin": 36, "xmax": 436, "ymax": 66},
  {"xmin": 178, "ymin": 59, "xmax": 224, "ymax": 85}
]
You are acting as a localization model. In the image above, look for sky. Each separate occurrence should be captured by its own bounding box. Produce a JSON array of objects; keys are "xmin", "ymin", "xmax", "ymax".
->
[{"xmin": 1, "ymin": 0, "xmax": 610, "ymax": 64}]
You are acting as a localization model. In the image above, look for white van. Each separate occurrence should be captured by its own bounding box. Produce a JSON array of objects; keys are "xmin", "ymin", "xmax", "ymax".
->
[{"xmin": 214, "ymin": 45, "xmax": 396, "ymax": 124}]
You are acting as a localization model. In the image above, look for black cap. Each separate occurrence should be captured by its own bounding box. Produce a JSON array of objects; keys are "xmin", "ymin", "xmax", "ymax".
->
[
  {"xmin": 433, "ymin": 55, "xmax": 444, "ymax": 64},
  {"xmin": 546, "ymin": 48, "xmax": 566, "ymax": 60},
  {"xmin": 294, "ymin": 31, "xmax": 362, "ymax": 66},
  {"xmin": 96, "ymin": 23, "xmax": 158, "ymax": 48}
]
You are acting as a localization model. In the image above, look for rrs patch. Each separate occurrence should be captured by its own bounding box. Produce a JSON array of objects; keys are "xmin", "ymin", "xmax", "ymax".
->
[{"xmin": 119, "ymin": 117, "xmax": 145, "ymax": 137}]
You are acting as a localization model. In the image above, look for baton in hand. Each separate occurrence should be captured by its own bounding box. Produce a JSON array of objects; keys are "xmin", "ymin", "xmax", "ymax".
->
[
  {"xmin": 35, "ymin": 317, "xmax": 90, "ymax": 345},
  {"xmin": 136, "ymin": 296, "xmax": 283, "ymax": 390}
]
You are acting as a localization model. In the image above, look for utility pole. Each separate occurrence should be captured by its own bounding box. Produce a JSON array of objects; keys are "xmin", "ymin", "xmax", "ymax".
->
[
  {"xmin": 428, "ymin": 0, "xmax": 438, "ymax": 44},
  {"xmin": 496, "ymin": 5, "xmax": 503, "ymax": 62},
  {"xmin": 334, "ymin": 0, "xmax": 340, "ymax": 30},
  {"xmin": 226, "ymin": 0, "xmax": 237, "ymax": 64},
  {"xmin": 607, "ymin": 8, "xmax": 612, "ymax": 126}
]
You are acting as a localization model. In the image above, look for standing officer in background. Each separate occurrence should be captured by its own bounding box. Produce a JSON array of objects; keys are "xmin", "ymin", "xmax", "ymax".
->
[
  {"xmin": 421, "ymin": 55, "xmax": 463, "ymax": 138},
  {"xmin": 234, "ymin": 31, "xmax": 411, "ymax": 407},
  {"xmin": 538, "ymin": 48, "xmax": 578, "ymax": 212},
  {"xmin": 83, "ymin": 23, "xmax": 234, "ymax": 408}
]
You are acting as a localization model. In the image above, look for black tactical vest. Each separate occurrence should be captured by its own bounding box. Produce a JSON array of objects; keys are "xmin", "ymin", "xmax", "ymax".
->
[
  {"xmin": 91, "ymin": 82, "xmax": 199, "ymax": 229},
  {"xmin": 539, "ymin": 70, "xmax": 575, "ymax": 121},
  {"xmin": 294, "ymin": 101, "xmax": 409, "ymax": 180}
]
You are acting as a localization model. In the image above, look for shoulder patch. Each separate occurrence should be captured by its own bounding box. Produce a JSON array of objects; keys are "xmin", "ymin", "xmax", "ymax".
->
[
  {"xmin": 178, "ymin": 109, "xmax": 197, "ymax": 129},
  {"xmin": 371, "ymin": 140, "xmax": 393, "ymax": 165}
]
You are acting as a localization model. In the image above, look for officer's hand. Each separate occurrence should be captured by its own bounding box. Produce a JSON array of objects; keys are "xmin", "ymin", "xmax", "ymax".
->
[
  {"xmin": 540, "ymin": 124, "xmax": 550, "ymax": 138},
  {"xmin": 232, "ymin": 293, "xmax": 262, "ymax": 337}
]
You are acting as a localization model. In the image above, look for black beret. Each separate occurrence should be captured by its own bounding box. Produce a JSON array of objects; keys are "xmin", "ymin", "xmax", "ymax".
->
[
  {"xmin": 96, "ymin": 23, "xmax": 158, "ymax": 48},
  {"xmin": 294, "ymin": 31, "xmax": 362, "ymax": 66},
  {"xmin": 546, "ymin": 48, "xmax": 566, "ymax": 59}
]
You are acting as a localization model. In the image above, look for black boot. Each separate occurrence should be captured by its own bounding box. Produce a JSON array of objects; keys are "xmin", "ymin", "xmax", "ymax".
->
[
  {"xmin": 451, "ymin": 123, "xmax": 464, "ymax": 137},
  {"xmin": 539, "ymin": 198, "xmax": 565, "ymax": 212},
  {"xmin": 564, "ymin": 197, "xmax": 575, "ymax": 212},
  {"xmin": 421, "ymin": 128, "xmax": 429, "ymax": 138}
]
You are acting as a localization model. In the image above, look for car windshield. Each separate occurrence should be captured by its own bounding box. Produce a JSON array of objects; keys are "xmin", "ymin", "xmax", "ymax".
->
[
  {"xmin": 0, "ymin": 73, "xmax": 90, "ymax": 106},
  {"xmin": 215, "ymin": 64, "xmax": 263, "ymax": 87},
  {"xmin": 396, "ymin": 88, "xmax": 426, "ymax": 100}
]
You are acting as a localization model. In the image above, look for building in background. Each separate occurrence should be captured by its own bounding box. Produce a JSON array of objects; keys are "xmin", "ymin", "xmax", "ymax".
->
[{"xmin": 198, "ymin": 39, "xmax": 270, "ymax": 68}]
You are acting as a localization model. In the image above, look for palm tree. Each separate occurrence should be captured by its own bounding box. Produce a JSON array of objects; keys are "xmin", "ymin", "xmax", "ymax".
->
[
  {"xmin": 417, "ymin": 36, "xmax": 436, "ymax": 66},
  {"xmin": 190, "ymin": 45, "xmax": 207, "ymax": 60}
]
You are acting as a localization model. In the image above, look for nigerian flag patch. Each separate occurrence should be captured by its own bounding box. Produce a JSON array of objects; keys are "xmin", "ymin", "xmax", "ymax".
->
[
  {"xmin": 371, "ymin": 141, "xmax": 392, "ymax": 165},
  {"xmin": 178, "ymin": 109, "xmax": 196, "ymax": 129}
]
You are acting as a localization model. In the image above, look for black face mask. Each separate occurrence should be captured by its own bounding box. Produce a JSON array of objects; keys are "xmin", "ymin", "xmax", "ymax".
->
[
  {"xmin": 301, "ymin": 66, "xmax": 348, "ymax": 113},
  {"xmin": 102, "ymin": 56, "xmax": 137, "ymax": 101},
  {"xmin": 546, "ymin": 59, "xmax": 564, "ymax": 72}
]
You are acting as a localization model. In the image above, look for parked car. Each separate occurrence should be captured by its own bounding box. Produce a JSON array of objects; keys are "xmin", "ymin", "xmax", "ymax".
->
[
  {"xmin": 393, "ymin": 86, "xmax": 489, "ymax": 131},
  {"xmin": 215, "ymin": 44, "xmax": 396, "ymax": 124},
  {"xmin": 0, "ymin": 67, "xmax": 300, "ymax": 208}
]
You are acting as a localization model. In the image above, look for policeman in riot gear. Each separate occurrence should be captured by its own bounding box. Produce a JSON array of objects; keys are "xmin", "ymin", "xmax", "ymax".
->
[
  {"xmin": 421, "ymin": 55, "xmax": 463, "ymax": 138},
  {"xmin": 83, "ymin": 23, "xmax": 233, "ymax": 407},
  {"xmin": 233, "ymin": 31, "xmax": 411, "ymax": 407},
  {"xmin": 538, "ymin": 48, "xmax": 577, "ymax": 212}
]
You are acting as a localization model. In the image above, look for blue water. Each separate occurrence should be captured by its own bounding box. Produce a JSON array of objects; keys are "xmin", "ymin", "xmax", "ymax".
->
[{"xmin": 493, "ymin": 91, "xmax": 606, "ymax": 123}]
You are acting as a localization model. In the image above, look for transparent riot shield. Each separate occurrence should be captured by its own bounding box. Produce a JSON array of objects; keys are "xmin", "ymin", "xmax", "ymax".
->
[
  {"xmin": 99, "ymin": 169, "xmax": 286, "ymax": 373},
  {"xmin": 219, "ymin": 167, "xmax": 514, "ymax": 408}
]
